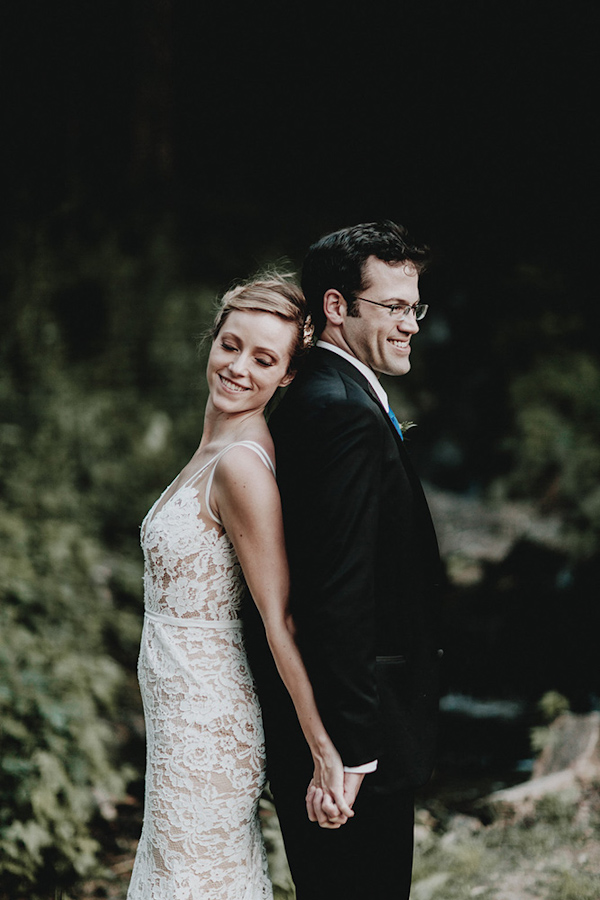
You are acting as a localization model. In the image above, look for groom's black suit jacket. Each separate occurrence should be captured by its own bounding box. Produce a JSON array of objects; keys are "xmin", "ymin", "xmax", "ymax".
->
[{"xmin": 244, "ymin": 347, "xmax": 444, "ymax": 795}]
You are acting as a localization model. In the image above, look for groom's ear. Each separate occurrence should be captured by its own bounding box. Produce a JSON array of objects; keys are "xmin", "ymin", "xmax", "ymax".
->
[{"xmin": 323, "ymin": 289, "xmax": 346, "ymax": 326}]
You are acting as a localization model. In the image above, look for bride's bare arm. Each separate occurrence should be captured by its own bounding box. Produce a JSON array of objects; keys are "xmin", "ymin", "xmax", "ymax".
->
[{"xmin": 212, "ymin": 447, "xmax": 354, "ymax": 826}]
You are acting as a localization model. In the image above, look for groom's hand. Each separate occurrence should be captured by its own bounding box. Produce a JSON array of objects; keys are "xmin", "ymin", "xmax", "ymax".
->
[{"xmin": 342, "ymin": 771, "xmax": 365, "ymax": 809}]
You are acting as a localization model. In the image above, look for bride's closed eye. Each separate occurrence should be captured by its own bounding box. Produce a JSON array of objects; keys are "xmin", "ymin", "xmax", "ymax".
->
[{"xmin": 221, "ymin": 341, "xmax": 272, "ymax": 368}]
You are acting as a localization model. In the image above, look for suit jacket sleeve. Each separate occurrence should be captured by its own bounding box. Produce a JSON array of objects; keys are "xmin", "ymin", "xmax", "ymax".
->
[{"xmin": 282, "ymin": 395, "xmax": 384, "ymax": 767}]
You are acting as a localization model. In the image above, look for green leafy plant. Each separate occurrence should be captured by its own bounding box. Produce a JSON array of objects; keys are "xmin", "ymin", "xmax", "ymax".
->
[
  {"xmin": 0, "ymin": 222, "xmax": 212, "ymax": 896},
  {"xmin": 504, "ymin": 352, "xmax": 600, "ymax": 559}
]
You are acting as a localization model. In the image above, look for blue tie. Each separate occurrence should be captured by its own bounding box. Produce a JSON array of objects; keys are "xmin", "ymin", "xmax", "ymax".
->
[{"xmin": 388, "ymin": 407, "xmax": 404, "ymax": 440}]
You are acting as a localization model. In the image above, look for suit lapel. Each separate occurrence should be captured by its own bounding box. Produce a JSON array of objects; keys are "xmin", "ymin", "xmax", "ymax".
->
[
  {"xmin": 308, "ymin": 346, "xmax": 373, "ymax": 391},
  {"xmin": 309, "ymin": 347, "xmax": 393, "ymax": 423},
  {"xmin": 309, "ymin": 348, "xmax": 440, "ymax": 559},
  {"xmin": 310, "ymin": 347, "xmax": 406, "ymax": 452}
]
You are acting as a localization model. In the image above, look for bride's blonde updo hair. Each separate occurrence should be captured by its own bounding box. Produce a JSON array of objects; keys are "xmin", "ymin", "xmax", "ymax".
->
[{"xmin": 210, "ymin": 271, "xmax": 313, "ymax": 372}]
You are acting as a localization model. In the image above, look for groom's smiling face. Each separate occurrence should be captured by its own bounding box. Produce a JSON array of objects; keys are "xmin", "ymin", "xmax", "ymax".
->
[{"xmin": 341, "ymin": 256, "xmax": 421, "ymax": 378}]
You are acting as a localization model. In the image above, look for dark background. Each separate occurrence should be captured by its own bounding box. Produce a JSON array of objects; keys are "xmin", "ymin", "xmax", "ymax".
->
[
  {"xmin": 3, "ymin": 0, "xmax": 598, "ymax": 481},
  {"xmin": 1, "ymin": 2, "xmax": 599, "ymax": 891},
  {"xmin": 4, "ymin": 2, "xmax": 597, "ymax": 271}
]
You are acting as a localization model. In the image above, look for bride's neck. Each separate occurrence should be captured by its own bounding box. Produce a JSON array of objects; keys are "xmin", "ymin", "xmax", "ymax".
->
[{"xmin": 199, "ymin": 400, "xmax": 265, "ymax": 450}]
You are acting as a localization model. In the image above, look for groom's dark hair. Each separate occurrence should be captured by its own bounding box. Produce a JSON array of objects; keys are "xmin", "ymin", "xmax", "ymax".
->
[{"xmin": 301, "ymin": 220, "xmax": 431, "ymax": 337}]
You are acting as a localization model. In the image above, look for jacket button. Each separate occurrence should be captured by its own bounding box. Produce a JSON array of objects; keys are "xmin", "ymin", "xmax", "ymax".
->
[{"xmin": 436, "ymin": 649, "xmax": 444, "ymax": 659}]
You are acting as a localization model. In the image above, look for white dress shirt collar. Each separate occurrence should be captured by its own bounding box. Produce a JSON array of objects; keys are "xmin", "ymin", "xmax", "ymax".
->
[{"xmin": 316, "ymin": 340, "xmax": 389, "ymax": 411}]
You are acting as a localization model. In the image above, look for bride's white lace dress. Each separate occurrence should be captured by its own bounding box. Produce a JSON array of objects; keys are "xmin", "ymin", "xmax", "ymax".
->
[{"xmin": 127, "ymin": 442, "xmax": 274, "ymax": 900}]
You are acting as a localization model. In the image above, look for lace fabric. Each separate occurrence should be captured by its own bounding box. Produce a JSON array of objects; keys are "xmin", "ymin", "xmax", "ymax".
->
[{"xmin": 128, "ymin": 443, "xmax": 274, "ymax": 900}]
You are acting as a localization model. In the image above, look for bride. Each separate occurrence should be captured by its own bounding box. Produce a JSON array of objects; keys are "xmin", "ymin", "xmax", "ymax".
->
[{"xmin": 127, "ymin": 273, "xmax": 352, "ymax": 899}]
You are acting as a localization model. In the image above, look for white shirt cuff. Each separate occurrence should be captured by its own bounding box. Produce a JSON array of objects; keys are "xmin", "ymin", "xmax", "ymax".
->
[{"xmin": 343, "ymin": 759, "xmax": 378, "ymax": 774}]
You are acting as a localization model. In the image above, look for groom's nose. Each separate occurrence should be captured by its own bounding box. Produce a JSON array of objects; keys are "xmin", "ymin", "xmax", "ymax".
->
[{"xmin": 397, "ymin": 311, "xmax": 420, "ymax": 334}]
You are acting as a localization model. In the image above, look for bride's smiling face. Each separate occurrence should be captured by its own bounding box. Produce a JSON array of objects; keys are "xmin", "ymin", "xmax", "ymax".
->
[{"xmin": 207, "ymin": 309, "xmax": 296, "ymax": 414}]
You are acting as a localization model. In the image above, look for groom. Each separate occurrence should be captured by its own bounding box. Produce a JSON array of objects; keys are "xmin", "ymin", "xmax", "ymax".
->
[{"xmin": 245, "ymin": 221, "xmax": 444, "ymax": 899}]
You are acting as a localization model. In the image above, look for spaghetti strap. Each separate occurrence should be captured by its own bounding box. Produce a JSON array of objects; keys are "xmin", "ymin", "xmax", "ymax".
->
[
  {"xmin": 144, "ymin": 451, "xmax": 223, "ymax": 529},
  {"xmin": 205, "ymin": 441, "xmax": 276, "ymax": 525}
]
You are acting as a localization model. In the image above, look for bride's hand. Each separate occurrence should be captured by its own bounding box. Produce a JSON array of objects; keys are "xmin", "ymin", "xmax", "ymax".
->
[{"xmin": 305, "ymin": 744, "xmax": 354, "ymax": 828}]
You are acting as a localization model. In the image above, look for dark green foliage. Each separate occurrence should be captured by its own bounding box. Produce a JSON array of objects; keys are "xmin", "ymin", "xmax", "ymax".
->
[
  {"xmin": 0, "ymin": 220, "xmax": 213, "ymax": 895},
  {"xmin": 0, "ymin": 416, "xmax": 137, "ymax": 893},
  {"xmin": 503, "ymin": 351, "xmax": 600, "ymax": 558}
]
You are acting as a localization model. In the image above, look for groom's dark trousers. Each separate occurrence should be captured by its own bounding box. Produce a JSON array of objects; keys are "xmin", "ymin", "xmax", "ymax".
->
[{"xmin": 244, "ymin": 348, "xmax": 443, "ymax": 899}]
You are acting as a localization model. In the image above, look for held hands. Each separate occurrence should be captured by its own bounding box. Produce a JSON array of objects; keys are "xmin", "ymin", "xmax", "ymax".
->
[{"xmin": 305, "ymin": 769, "xmax": 365, "ymax": 829}]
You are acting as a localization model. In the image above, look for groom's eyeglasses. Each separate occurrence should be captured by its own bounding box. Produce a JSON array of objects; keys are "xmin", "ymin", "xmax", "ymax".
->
[{"xmin": 353, "ymin": 297, "xmax": 429, "ymax": 321}]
